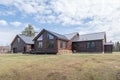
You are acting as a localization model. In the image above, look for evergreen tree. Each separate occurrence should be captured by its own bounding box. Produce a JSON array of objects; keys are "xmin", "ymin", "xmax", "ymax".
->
[
  {"xmin": 22, "ymin": 24, "xmax": 37, "ymax": 37},
  {"xmin": 113, "ymin": 41, "xmax": 120, "ymax": 52}
]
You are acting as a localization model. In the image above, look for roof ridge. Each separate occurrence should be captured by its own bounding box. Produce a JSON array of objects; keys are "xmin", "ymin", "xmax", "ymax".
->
[
  {"xmin": 80, "ymin": 32, "xmax": 105, "ymax": 36},
  {"xmin": 64, "ymin": 32, "xmax": 78, "ymax": 35},
  {"xmin": 44, "ymin": 29, "xmax": 68, "ymax": 40}
]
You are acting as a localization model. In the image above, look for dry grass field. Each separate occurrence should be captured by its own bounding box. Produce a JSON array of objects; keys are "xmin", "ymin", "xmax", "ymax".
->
[{"xmin": 0, "ymin": 52, "xmax": 120, "ymax": 80}]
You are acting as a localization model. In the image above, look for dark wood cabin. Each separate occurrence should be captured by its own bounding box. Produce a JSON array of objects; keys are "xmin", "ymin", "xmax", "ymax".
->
[
  {"xmin": 72, "ymin": 40, "xmax": 104, "ymax": 53},
  {"xmin": 11, "ymin": 35, "xmax": 34, "ymax": 53},
  {"xmin": 32, "ymin": 29, "xmax": 79, "ymax": 54},
  {"xmin": 72, "ymin": 32, "xmax": 113, "ymax": 53},
  {"xmin": 11, "ymin": 29, "xmax": 113, "ymax": 54}
]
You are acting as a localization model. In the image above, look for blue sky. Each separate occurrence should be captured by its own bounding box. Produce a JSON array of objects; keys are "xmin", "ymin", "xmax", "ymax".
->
[{"xmin": 0, "ymin": 0, "xmax": 120, "ymax": 45}]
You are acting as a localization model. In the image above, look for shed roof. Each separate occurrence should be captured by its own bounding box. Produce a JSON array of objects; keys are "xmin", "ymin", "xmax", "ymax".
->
[{"xmin": 104, "ymin": 42, "xmax": 113, "ymax": 45}]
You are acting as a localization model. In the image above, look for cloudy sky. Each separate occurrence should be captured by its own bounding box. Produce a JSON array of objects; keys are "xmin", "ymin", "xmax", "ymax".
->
[{"xmin": 0, "ymin": 0, "xmax": 120, "ymax": 45}]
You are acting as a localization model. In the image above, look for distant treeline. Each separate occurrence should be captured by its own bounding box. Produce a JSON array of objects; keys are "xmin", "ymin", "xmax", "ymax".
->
[{"xmin": 113, "ymin": 41, "xmax": 120, "ymax": 52}]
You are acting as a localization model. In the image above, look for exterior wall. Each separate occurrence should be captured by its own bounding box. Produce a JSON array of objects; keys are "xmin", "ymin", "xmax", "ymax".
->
[
  {"xmin": 34, "ymin": 31, "xmax": 58, "ymax": 54},
  {"xmin": 11, "ymin": 36, "xmax": 26, "ymax": 53},
  {"xmin": 67, "ymin": 34, "xmax": 79, "ymax": 50},
  {"xmin": 104, "ymin": 45, "xmax": 113, "ymax": 53},
  {"xmin": 72, "ymin": 40, "xmax": 104, "ymax": 53},
  {"xmin": 57, "ymin": 39, "xmax": 72, "ymax": 54},
  {"xmin": 11, "ymin": 36, "xmax": 33, "ymax": 53},
  {"xmin": 57, "ymin": 34, "xmax": 79, "ymax": 54},
  {"xmin": 57, "ymin": 39, "xmax": 68, "ymax": 50},
  {"xmin": 26, "ymin": 44, "xmax": 33, "ymax": 52}
]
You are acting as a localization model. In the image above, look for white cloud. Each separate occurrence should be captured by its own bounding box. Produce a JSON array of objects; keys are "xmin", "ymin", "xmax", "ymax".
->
[
  {"xmin": 0, "ymin": 20, "xmax": 8, "ymax": 26},
  {"xmin": 10, "ymin": 21, "xmax": 22, "ymax": 27},
  {"xmin": 0, "ymin": 0, "xmax": 120, "ymax": 42}
]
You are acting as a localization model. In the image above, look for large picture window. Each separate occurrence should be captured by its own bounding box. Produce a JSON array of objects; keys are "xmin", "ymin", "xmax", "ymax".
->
[
  {"xmin": 47, "ymin": 40, "xmax": 54, "ymax": 48},
  {"xmin": 38, "ymin": 41, "xmax": 43, "ymax": 48},
  {"xmin": 87, "ymin": 42, "xmax": 95, "ymax": 49},
  {"xmin": 47, "ymin": 33, "xmax": 54, "ymax": 48},
  {"xmin": 47, "ymin": 34, "xmax": 54, "ymax": 39},
  {"xmin": 38, "ymin": 35, "xmax": 43, "ymax": 40},
  {"xmin": 38, "ymin": 35, "xmax": 43, "ymax": 48}
]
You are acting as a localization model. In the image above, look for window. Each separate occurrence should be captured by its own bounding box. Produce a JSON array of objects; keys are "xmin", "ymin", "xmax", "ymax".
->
[
  {"xmin": 87, "ymin": 42, "xmax": 90, "ymax": 48},
  {"xmin": 47, "ymin": 40, "xmax": 54, "ymax": 48},
  {"xmin": 66, "ymin": 42, "xmax": 68, "ymax": 48},
  {"xmin": 47, "ymin": 33, "xmax": 54, "ymax": 48},
  {"xmin": 38, "ymin": 41, "xmax": 43, "ymax": 48},
  {"xmin": 38, "ymin": 35, "xmax": 43, "ymax": 41},
  {"xmin": 91, "ymin": 42, "xmax": 95, "ymax": 48},
  {"xmin": 38, "ymin": 35, "xmax": 43, "ymax": 48},
  {"xmin": 17, "ymin": 38, "xmax": 20, "ymax": 43},
  {"xmin": 87, "ymin": 42, "xmax": 95, "ymax": 48},
  {"xmin": 47, "ymin": 34, "xmax": 54, "ymax": 39},
  {"xmin": 60, "ymin": 40, "xmax": 63, "ymax": 48}
]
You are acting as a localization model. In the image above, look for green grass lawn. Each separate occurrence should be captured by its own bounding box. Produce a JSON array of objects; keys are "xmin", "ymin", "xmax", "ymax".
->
[{"xmin": 0, "ymin": 52, "xmax": 120, "ymax": 80}]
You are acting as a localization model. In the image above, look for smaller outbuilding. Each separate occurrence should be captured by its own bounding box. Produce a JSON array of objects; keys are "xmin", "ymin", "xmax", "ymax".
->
[
  {"xmin": 104, "ymin": 43, "xmax": 113, "ymax": 53},
  {"xmin": 11, "ymin": 34, "xmax": 34, "ymax": 53}
]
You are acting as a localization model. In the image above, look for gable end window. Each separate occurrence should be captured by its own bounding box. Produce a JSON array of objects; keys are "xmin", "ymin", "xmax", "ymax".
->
[
  {"xmin": 47, "ymin": 34, "xmax": 54, "ymax": 39},
  {"xmin": 38, "ymin": 35, "xmax": 43, "ymax": 41},
  {"xmin": 87, "ymin": 42, "xmax": 95, "ymax": 49}
]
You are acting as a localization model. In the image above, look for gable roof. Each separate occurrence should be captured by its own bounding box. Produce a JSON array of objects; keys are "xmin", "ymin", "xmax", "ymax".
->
[
  {"xmin": 73, "ymin": 32, "xmax": 106, "ymax": 42},
  {"xmin": 46, "ymin": 30, "xmax": 69, "ymax": 40},
  {"xmin": 18, "ymin": 34, "xmax": 34, "ymax": 44},
  {"xmin": 64, "ymin": 32, "xmax": 79, "ymax": 40},
  {"xmin": 34, "ymin": 29, "xmax": 78, "ymax": 41}
]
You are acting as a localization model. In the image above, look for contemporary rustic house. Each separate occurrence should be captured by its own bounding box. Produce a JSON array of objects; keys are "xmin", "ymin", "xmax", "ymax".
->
[
  {"xmin": 32, "ymin": 29, "xmax": 79, "ymax": 54},
  {"xmin": 32, "ymin": 29, "xmax": 113, "ymax": 54},
  {"xmin": 11, "ymin": 29, "xmax": 113, "ymax": 54},
  {"xmin": 11, "ymin": 34, "xmax": 34, "ymax": 53}
]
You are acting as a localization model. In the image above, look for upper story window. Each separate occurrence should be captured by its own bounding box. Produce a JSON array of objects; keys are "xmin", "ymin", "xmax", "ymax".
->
[
  {"xmin": 38, "ymin": 35, "xmax": 43, "ymax": 41},
  {"xmin": 47, "ymin": 34, "xmax": 54, "ymax": 39},
  {"xmin": 87, "ymin": 41, "xmax": 95, "ymax": 49},
  {"xmin": 17, "ymin": 38, "xmax": 20, "ymax": 43},
  {"xmin": 60, "ymin": 40, "xmax": 63, "ymax": 48}
]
